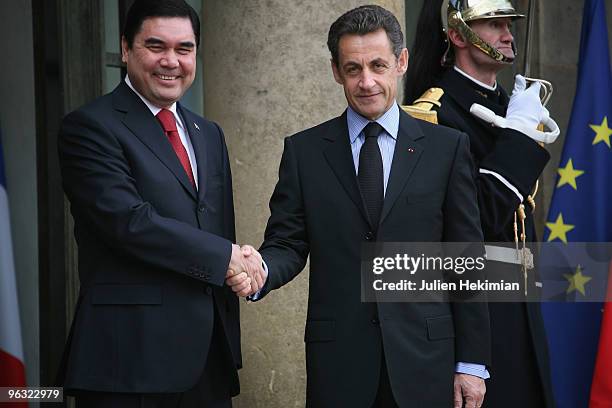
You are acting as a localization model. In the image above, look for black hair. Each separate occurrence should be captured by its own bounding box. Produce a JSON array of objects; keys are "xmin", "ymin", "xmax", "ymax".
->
[
  {"xmin": 123, "ymin": 0, "xmax": 200, "ymax": 48},
  {"xmin": 327, "ymin": 5, "xmax": 404, "ymax": 66},
  {"xmin": 403, "ymin": 0, "xmax": 451, "ymax": 104}
]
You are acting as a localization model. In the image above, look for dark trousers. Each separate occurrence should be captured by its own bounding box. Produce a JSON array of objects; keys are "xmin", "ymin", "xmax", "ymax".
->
[
  {"xmin": 482, "ymin": 303, "xmax": 546, "ymax": 408},
  {"xmin": 74, "ymin": 310, "xmax": 235, "ymax": 408},
  {"xmin": 372, "ymin": 354, "xmax": 399, "ymax": 408}
]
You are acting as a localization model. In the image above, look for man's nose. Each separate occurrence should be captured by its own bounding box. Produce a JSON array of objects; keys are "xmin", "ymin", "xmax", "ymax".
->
[
  {"xmin": 160, "ymin": 51, "xmax": 180, "ymax": 68},
  {"xmin": 359, "ymin": 69, "xmax": 376, "ymax": 89},
  {"xmin": 501, "ymin": 25, "xmax": 514, "ymax": 43}
]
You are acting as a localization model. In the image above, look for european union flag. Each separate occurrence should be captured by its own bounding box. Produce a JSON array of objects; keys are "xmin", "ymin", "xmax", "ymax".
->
[{"xmin": 541, "ymin": 0, "xmax": 612, "ymax": 406}]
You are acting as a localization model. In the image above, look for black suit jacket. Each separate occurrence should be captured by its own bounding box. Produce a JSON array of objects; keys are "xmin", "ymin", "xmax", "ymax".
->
[
  {"xmin": 256, "ymin": 108, "xmax": 491, "ymax": 407},
  {"xmin": 57, "ymin": 81, "xmax": 241, "ymax": 394}
]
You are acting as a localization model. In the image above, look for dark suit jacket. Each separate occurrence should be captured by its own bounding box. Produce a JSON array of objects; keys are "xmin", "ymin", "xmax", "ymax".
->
[
  {"xmin": 256, "ymin": 107, "xmax": 491, "ymax": 407},
  {"xmin": 57, "ymin": 81, "xmax": 241, "ymax": 394}
]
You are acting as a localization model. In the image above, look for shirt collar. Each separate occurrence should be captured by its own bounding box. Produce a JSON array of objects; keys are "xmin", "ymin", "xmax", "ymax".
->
[
  {"xmin": 125, "ymin": 75, "xmax": 184, "ymax": 130},
  {"xmin": 453, "ymin": 66, "xmax": 498, "ymax": 91},
  {"xmin": 347, "ymin": 103, "xmax": 399, "ymax": 144}
]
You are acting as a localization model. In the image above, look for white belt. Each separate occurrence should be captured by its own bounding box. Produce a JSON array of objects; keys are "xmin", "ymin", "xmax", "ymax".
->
[
  {"xmin": 484, "ymin": 245, "xmax": 542, "ymax": 288},
  {"xmin": 484, "ymin": 245, "xmax": 534, "ymax": 269}
]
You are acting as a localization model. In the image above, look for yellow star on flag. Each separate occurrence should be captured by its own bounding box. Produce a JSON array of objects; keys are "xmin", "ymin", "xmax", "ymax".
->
[
  {"xmin": 557, "ymin": 159, "xmax": 585, "ymax": 190},
  {"xmin": 563, "ymin": 265, "xmax": 592, "ymax": 296},
  {"xmin": 591, "ymin": 116, "xmax": 612, "ymax": 148},
  {"xmin": 546, "ymin": 213, "xmax": 575, "ymax": 244}
]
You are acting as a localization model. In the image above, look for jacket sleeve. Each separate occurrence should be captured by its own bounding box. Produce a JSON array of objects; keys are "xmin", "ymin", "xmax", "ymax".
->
[
  {"xmin": 58, "ymin": 109, "xmax": 232, "ymax": 287},
  {"xmin": 442, "ymin": 131, "xmax": 492, "ymax": 367},
  {"xmin": 256, "ymin": 136, "xmax": 310, "ymax": 300}
]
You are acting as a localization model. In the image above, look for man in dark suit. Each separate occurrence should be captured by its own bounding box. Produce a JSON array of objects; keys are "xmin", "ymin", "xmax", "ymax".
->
[
  {"xmin": 237, "ymin": 5, "xmax": 491, "ymax": 408},
  {"xmin": 57, "ymin": 1, "xmax": 263, "ymax": 407}
]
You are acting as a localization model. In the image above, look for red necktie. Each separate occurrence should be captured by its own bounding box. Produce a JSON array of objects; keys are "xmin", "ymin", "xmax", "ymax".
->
[{"xmin": 156, "ymin": 109, "xmax": 196, "ymax": 188}]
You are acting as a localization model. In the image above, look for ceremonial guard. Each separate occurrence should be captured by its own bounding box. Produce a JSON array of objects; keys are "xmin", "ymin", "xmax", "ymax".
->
[{"xmin": 403, "ymin": 1, "xmax": 559, "ymax": 407}]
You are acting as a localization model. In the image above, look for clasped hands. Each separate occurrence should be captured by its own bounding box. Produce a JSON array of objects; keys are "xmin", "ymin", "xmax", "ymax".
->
[{"xmin": 225, "ymin": 244, "xmax": 266, "ymax": 297}]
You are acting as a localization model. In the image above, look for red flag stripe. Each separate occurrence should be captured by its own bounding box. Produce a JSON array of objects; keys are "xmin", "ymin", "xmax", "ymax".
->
[
  {"xmin": 0, "ymin": 349, "xmax": 27, "ymax": 407},
  {"xmin": 0, "ymin": 349, "xmax": 26, "ymax": 386},
  {"xmin": 589, "ymin": 261, "xmax": 612, "ymax": 407}
]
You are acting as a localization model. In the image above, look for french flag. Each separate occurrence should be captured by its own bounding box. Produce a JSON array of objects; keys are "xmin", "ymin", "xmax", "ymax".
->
[{"xmin": 0, "ymin": 130, "xmax": 27, "ymax": 406}]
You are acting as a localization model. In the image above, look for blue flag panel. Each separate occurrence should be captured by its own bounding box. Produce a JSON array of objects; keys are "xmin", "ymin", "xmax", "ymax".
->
[{"xmin": 541, "ymin": 0, "xmax": 612, "ymax": 406}]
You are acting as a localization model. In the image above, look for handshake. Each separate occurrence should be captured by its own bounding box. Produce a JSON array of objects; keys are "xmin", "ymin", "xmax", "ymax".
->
[{"xmin": 225, "ymin": 244, "xmax": 267, "ymax": 297}]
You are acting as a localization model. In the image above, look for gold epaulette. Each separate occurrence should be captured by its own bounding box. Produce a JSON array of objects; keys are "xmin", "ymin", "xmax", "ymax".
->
[{"xmin": 400, "ymin": 87, "xmax": 444, "ymax": 124}]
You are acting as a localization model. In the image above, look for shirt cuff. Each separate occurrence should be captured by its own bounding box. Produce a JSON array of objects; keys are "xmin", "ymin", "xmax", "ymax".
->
[
  {"xmin": 455, "ymin": 362, "xmax": 490, "ymax": 379},
  {"xmin": 247, "ymin": 259, "xmax": 269, "ymax": 301}
]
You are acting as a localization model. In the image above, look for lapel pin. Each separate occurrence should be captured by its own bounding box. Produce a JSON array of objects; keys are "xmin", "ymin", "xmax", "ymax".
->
[
  {"xmin": 407, "ymin": 147, "xmax": 415, "ymax": 153},
  {"xmin": 194, "ymin": 123, "xmax": 200, "ymax": 130}
]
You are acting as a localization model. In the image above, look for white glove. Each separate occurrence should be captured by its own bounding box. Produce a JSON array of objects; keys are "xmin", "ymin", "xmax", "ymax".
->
[
  {"xmin": 470, "ymin": 75, "xmax": 560, "ymax": 144},
  {"xmin": 506, "ymin": 75, "xmax": 543, "ymax": 131}
]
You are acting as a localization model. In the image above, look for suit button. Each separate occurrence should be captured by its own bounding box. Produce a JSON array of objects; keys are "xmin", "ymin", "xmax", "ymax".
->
[
  {"xmin": 365, "ymin": 232, "xmax": 374, "ymax": 241},
  {"xmin": 371, "ymin": 318, "xmax": 379, "ymax": 325},
  {"xmin": 198, "ymin": 204, "xmax": 206, "ymax": 213},
  {"xmin": 205, "ymin": 286, "xmax": 213, "ymax": 295}
]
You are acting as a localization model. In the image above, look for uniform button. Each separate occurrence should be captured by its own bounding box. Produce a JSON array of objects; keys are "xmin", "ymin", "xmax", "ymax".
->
[
  {"xmin": 205, "ymin": 286, "xmax": 213, "ymax": 295},
  {"xmin": 365, "ymin": 232, "xmax": 374, "ymax": 241},
  {"xmin": 198, "ymin": 204, "xmax": 206, "ymax": 213},
  {"xmin": 371, "ymin": 318, "xmax": 379, "ymax": 325}
]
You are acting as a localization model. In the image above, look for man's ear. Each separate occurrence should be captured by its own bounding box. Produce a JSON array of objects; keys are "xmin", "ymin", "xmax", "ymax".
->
[
  {"xmin": 448, "ymin": 29, "xmax": 468, "ymax": 49},
  {"xmin": 331, "ymin": 59, "xmax": 343, "ymax": 85},
  {"xmin": 397, "ymin": 48, "xmax": 409, "ymax": 75},
  {"xmin": 121, "ymin": 36, "xmax": 129, "ymax": 64}
]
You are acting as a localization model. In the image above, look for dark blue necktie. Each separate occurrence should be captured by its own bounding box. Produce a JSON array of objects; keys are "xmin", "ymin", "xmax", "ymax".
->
[{"xmin": 358, "ymin": 122, "xmax": 384, "ymax": 230}]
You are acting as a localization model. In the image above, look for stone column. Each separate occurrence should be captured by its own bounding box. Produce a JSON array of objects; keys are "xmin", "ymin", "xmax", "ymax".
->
[{"xmin": 202, "ymin": 1, "xmax": 404, "ymax": 406}]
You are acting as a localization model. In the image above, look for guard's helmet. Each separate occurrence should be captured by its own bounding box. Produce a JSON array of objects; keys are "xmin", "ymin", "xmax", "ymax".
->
[{"xmin": 441, "ymin": 0, "xmax": 524, "ymax": 64}]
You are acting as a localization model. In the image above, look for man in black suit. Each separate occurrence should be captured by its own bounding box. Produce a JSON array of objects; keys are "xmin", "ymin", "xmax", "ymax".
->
[
  {"xmin": 237, "ymin": 5, "xmax": 491, "ymax": 408},
  {"xmin": 57, "ymin": 1, "xmax": 263, "ymax": 407}
]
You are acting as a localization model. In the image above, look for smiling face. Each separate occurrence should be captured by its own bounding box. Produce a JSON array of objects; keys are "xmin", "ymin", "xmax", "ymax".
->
[
  {"xmin": 121, "ymin": 17, "xmax": 196, "ymax": 108},
  {"xmin": 331, "ymin": 29, "xmax": 408, "ymax": 120}
]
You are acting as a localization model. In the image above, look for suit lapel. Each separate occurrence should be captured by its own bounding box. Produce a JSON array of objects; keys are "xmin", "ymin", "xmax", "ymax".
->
[
  {"xmin": 112, "ymin": 82, "xmax": 197, "ymax": 201},
  {"xmin": 380, "ymin": 110, "xmax": 425, "ymax": 225},
  {"xmin": 178, "ymin": 105, "xmax": 208, "ymax": 202},
  {"xmin": 322, "ymin": 112, "xmax": 370, "ymax": 225}
]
